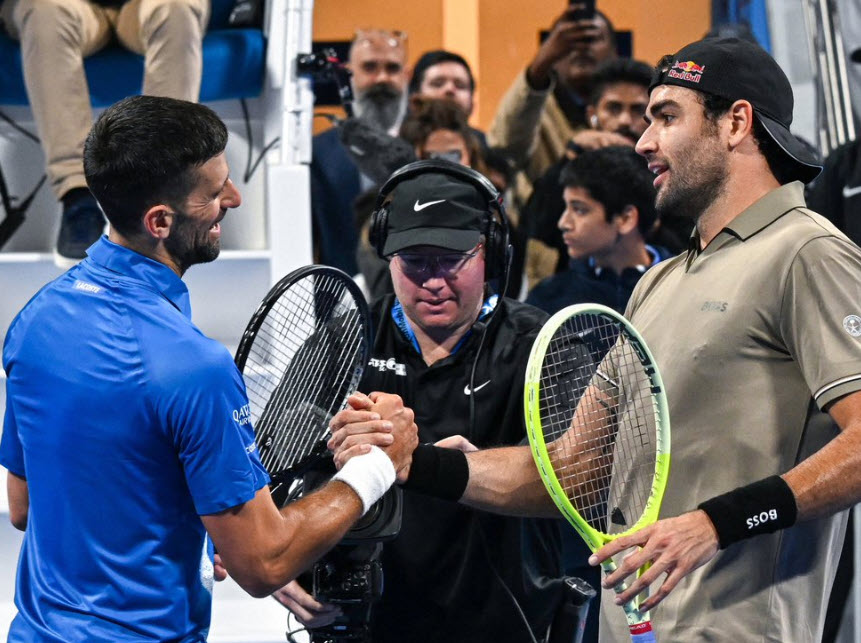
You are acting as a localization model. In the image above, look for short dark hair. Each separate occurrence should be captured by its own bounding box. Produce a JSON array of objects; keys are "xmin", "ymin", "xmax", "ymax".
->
[
  {"xmin": 560, "ymin": 145, "xmax": 657, "ymax": 235},
  {"xmin": 84, "ymin": 95, "xmax": 228, "ymax": 236},
  {"xmin": 696, "ymin": 90, "xmax": 801, "ymax": 185},
  {"xmin": 408, "ymin": 50, "xmax": 475, "ymax": 95},
  {"xmin": 588, "ymin": 58, "xmax": 652, "ymax": 106}
]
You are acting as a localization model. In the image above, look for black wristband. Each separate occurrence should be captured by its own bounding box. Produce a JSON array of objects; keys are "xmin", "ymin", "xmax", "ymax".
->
[
  {"xmin": 402, "ymin": 444, "xmax": 469, "ymax": 501},
  {"xmin": 698, "ymin": 475, "xmax": 798, "ymax": 549}
]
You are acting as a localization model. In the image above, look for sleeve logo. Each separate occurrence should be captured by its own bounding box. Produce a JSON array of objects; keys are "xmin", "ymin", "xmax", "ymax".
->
[
  {"xmin": 233, "ymin": 403, "xmax": 252, "ymax": 425},
  {"xmin": 843, "ymin": 315, "xmax": 861, "ymax": 337}
]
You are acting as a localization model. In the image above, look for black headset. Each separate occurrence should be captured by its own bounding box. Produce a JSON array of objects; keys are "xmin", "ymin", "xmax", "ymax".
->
[{"xmin": 368, "ymin": 159, "xmax": 512, "ymax": 283}]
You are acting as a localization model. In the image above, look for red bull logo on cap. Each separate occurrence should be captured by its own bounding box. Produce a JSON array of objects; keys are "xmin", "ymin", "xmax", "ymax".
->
[{"xmin": 668, "ymin": 59, "xmax": 705, "ymax": 83}]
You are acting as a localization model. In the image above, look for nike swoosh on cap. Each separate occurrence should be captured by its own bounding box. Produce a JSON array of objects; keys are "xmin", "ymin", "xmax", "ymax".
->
[
  {"xmin": 843, "ymin": 185, "xmax": 861, "ymax": 199},
  {"xmin": 464, "ymin": 381, "xmax": 491, "ymax": 395},
  {"xmin": 414, "ymin": 199, "xmax": 446, "ymax": 211}
]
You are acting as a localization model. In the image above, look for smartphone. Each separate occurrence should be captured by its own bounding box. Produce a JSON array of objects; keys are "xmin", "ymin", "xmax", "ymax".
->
[{"xmin": 568, "ymin": 0, "xmax": 596, "ymax": 21}]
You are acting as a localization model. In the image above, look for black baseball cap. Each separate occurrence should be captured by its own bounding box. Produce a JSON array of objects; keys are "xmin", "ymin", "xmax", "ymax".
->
[
  {"xmin": 852, "ymin": 48, "xmax": 861, "ymax": 63},
  {"xmin": 650, "ymin": 37, "xmax": 822, "ymax": 183},
  {"xmin": 382, "ymin": 172, "xmax": 486, "ymax": 256}
]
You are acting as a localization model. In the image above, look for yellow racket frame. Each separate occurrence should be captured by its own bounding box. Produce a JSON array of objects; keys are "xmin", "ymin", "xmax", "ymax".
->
[{"xmin": 524, "ymin": 304, "xmax": 671, "ymax": 632}]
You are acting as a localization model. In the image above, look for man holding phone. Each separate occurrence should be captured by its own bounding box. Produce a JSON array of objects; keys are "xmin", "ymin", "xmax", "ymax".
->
[{"xmin": 489, "ymin": 2, "xmax": 617, "ymax": 197}]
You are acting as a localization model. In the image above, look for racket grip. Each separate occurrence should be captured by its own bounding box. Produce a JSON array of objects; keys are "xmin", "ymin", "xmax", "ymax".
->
[{"xmin": 629, "ymin": 626, "xmax": 656, "ymax": 642}]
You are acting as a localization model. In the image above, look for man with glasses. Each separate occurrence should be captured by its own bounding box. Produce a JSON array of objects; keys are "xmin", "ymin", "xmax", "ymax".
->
[{"xmin": 276, "ymin": 164, "xmax": 566, "ymax": 642}]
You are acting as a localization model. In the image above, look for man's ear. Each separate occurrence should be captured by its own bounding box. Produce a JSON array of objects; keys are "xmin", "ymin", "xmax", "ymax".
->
[
  {"xmin": 142, "ymin": 205, "xmax": 173, "ymax": 240},
  {"xmin": 727, "ymin": 99, "xmax": 755, "ymax": 150},
  {"xmin": 614, "ymin": 205, "xmax": 640, "ymax": 235}
]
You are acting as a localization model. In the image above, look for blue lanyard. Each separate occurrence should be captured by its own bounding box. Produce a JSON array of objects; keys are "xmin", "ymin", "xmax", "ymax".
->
[{"xmin": 391, "ymin": 294, "xmax": 499, "ymax": 355}]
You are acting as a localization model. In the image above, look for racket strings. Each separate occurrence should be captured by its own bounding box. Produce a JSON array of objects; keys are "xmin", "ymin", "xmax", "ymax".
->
[
  {"xmin": 539, "ymin": 314, "xmax": 658, "ymax": 535},
  {"xmin": 243, "ymin": 273, "xmax": 366, "ymax": 476},
  {"xmin": 260, "ymin": 276, "xmax": 364, "ymax": 472},
  {"xmin": 261, "ymin": 289, "xmax": 362, "ymax": 468},
  {"xmin": 251, "ymin": 282, "xmax": 362, "ymax": 474}
]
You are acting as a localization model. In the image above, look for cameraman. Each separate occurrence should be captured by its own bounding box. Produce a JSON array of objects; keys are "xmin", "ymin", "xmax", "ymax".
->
[{"xmin": 275, "ymin": 161, "xmax": 566, "ymax": 642}]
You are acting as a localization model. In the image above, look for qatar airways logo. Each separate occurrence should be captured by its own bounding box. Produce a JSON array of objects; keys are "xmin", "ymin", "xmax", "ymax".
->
[{"xmin": 233, "ymin": 403, "xmax": 252, "ymax": 426}]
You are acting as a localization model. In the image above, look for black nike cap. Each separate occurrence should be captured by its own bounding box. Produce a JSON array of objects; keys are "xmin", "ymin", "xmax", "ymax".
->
[{"xmin": 382, "ymin": 172, "xmax": 486, "ymax": 256}]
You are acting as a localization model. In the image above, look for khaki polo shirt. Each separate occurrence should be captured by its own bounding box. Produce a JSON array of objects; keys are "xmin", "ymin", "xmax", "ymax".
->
[{"xmin": 598, "ymin": 182, "xmax": 861, "ymax": 642}]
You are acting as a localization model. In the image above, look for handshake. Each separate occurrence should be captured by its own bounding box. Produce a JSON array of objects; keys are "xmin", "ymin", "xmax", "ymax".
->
[{"xmin": 328, "ymin": 391, "xmax": 478, "ymax": 482}]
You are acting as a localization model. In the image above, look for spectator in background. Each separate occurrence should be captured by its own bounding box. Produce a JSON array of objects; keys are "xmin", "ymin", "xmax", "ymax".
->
[
  {"xmin": 0, "ymin": 0, "xmax": 210, "ymax": 264},
  {"xmin": 310, "ymin": 28, "xmax": 410, "ymax": 276},
  {"xmin": 519, "ymin": 58, "xmax": 668, "ymax": 289},
  {"xmin": 527, "ymin": 145, "xmax": 670, "ymax": 316},
  {"xmin": 408, "ymin": 49, "xmax": 487, "ymax": 148},
  {"xmin": 488, "ymin": 5, "xmax": 617, "ymax": 200},
  {"xmin": 806, "ymin": 46, "xmax": 861, "ymax": 246},
  {"xmin": 400, "ymin": 96, "xmax": 486, "ymax": 171}
]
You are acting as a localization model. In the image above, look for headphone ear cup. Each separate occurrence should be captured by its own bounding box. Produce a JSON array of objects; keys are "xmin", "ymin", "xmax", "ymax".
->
[
  {"xmin": 369, "ymin": 206, "xmax": 388, "ymax": 260},
  {"xmin": 483, "ymin": 213, "xmax": 508, "ymax": 281}
]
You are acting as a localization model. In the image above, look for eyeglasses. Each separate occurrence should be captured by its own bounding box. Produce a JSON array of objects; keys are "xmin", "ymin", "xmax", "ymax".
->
[
  {"xmin": 393, "ymin": 243, "xmax": 482, "ymax": 278},
  {"xmin": 423, "ymin": 149, "xmax": 463, "ymax": 164}
]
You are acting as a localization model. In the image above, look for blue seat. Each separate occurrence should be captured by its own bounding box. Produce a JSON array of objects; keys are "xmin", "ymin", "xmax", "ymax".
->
[{"xmin": 0, "ymin": 0, "xmax": 265, "ymax": 106}]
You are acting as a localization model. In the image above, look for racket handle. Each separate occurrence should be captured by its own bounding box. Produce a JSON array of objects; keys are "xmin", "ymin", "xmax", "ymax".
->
[{"xmin": 629, "ymin": 624, "xmax": 656, "ymax": 642}]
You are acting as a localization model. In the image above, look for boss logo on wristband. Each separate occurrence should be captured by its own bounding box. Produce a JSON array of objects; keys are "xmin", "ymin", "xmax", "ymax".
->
[{"xmin": 746, "ymin": 509, "xmax": 778, "ymax": 530}]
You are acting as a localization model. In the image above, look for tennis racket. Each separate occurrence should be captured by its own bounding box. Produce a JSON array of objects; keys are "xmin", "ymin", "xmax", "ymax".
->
[
  {"xmin": 235, "ymin": 265, "xmax": 372, "ymax": 505},
  {"xmin": 524, "ymin": 304, "xmax": 670, "ymax": 642}
]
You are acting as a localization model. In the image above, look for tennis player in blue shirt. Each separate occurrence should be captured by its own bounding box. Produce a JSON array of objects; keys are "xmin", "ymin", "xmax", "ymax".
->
[{"xmin": 0, "ymin": 95, "xmax": 417, "ymax": 643}]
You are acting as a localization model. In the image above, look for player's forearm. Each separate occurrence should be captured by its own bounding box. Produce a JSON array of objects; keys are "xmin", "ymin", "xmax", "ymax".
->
[
  {"xmin": 205, "ymin": 484, "xmax": 363, "ymax": 598},
  {"xmin": 696, "ymin": 391, "xmax": 861, "ymax": 550},
  {"xmin": 783, "ymin": 393, "xmax": 861, "ymax": 521},
  {"xmin": 460, "ymin": 445, "xmax": 558, "ymax": 517}
]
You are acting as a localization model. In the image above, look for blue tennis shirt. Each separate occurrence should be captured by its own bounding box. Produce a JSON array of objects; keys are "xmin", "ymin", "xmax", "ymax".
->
[{"xmin": 0, "ymin": 237, "xmax": 269, "ymax": 642}]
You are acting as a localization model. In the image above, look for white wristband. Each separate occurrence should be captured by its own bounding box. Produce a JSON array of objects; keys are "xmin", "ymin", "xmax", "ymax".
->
[{"xmin": 332, "ymin": 445, "xmax": 396, "ymax": 515}]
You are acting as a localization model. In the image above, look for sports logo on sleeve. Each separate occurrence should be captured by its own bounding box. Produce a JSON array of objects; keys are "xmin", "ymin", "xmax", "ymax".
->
[
  {"xmin": 843, "ymin": 315, "xmax": 861, "ymax": 337},
  {"xmin": 233, "ymin": 403, "xmax": 252, "ymax": 425}
]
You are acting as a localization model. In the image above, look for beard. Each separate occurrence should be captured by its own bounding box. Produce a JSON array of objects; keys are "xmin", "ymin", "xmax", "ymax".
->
[
  {"xmin": 164, "ymin": 209, "xmax": 221, "ymax": 274},
  {"xmin": 354, "ymin": 82, "xmax": 404, "ymax": 132},
  {"xmin": 656, "ymin": 130, "xmax": 729, "ymax": 223}
]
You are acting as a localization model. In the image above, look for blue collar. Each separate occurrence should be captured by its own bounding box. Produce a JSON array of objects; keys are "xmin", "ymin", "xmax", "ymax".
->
[
  {"xmin": 391, "ymin": 294, "xmax": 499, "ymax": 355},
  {"xmin": 85, "ymin": 236, "xmax": 192, "ymax": 319}
]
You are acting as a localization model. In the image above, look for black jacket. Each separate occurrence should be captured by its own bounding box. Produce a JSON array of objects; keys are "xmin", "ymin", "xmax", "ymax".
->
[
  {"xmin": 806, "ymin": 139, "xmax": 861, "ymax": 245},
  {"xmin": 361, "ymin": 295, "xmax": 565, "ymax": 643}
]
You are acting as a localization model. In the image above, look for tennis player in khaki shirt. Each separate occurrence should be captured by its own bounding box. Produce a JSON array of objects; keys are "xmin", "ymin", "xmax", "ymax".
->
[{"xmin": 329, "ymin": 37, "xmax": 861, "ymax": 642}]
